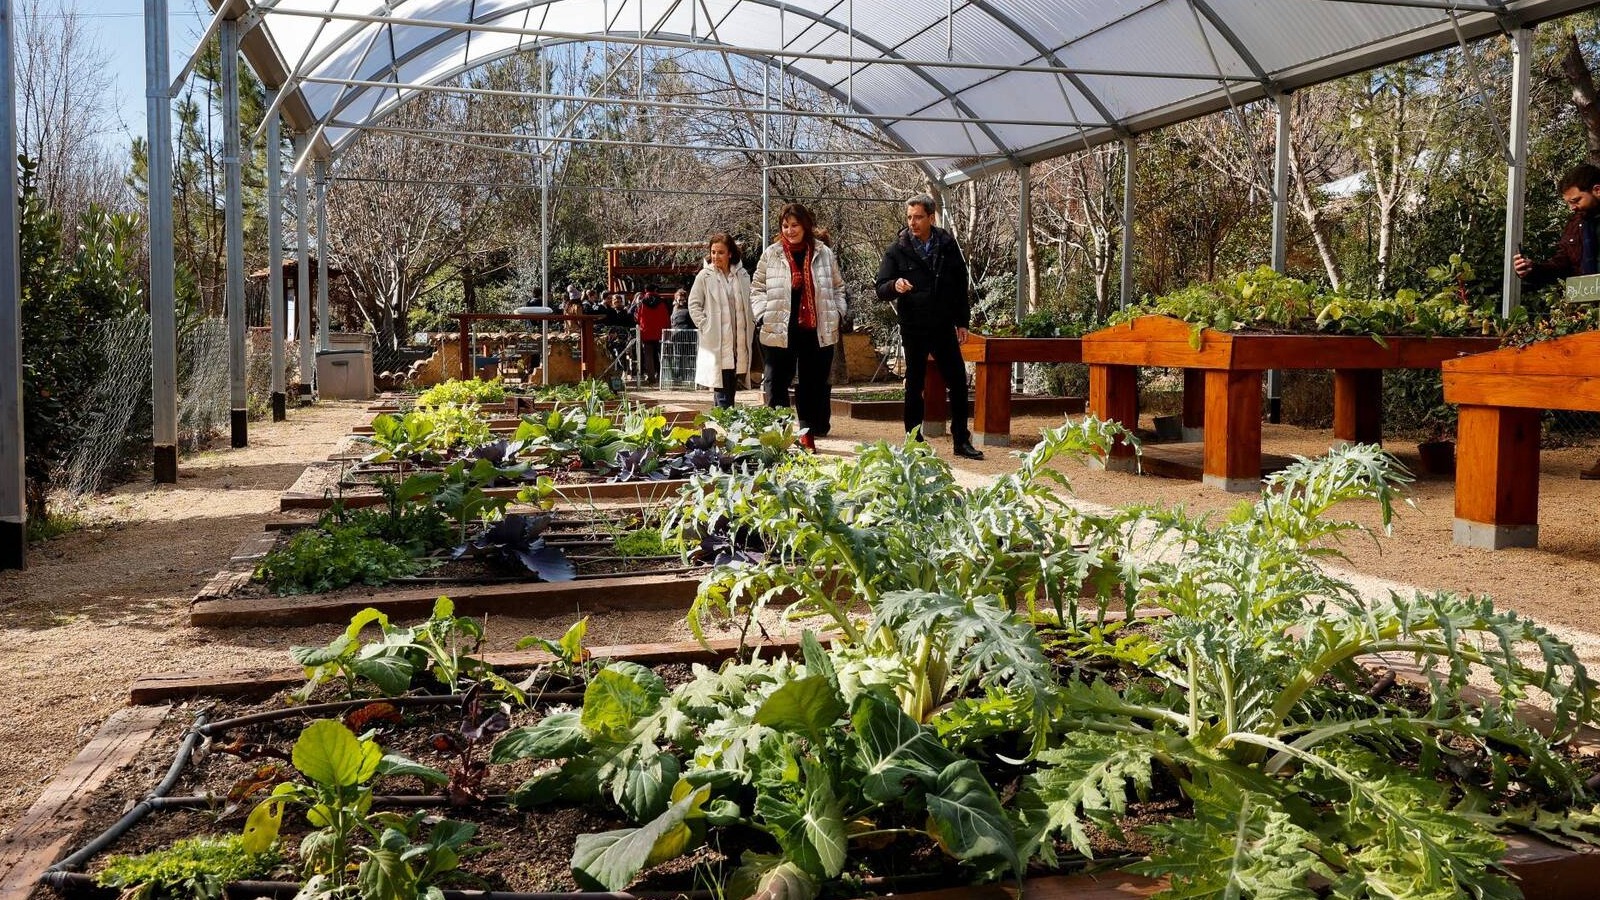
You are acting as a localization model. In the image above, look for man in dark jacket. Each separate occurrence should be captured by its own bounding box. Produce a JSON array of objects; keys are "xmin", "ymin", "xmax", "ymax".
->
[
  {"xmin": 1514, "ymin": 162, "xmax": 1600, "ymax": 479},
  {"xmin": 875, "ymin": 194, "xmax": 983, "ymax": 460},
  {"xmin": 1514, "ymin": 163, "xmax": 1600, "ymax": 287}
]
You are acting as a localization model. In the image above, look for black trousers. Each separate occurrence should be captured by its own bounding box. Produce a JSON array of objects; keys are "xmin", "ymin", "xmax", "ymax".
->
[
  {"xmin": 712, "ymin": 369, "xmax": 739, "ymax": 408},
  {"xmin": 902, "ymin": 327, "xmax": 970, "ymax": 443},
  {"xmin": 763, "ymin": 329, "xmax": 834, "ymax": 436},
  {"xmin": 640, "ymin": 340, "xmax": 661, "ymax": 384}
]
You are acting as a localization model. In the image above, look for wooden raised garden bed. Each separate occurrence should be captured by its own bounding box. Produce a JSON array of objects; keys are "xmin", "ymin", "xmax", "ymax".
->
[
  {"xmin": 350, "ymin": 404, "xmax": 702, "ymax": 434},
  {"xmin": 30, "ymin": 628, "xmax": 1600, "ymax": 900},
  {"xmin": 190, "ymin": 508, "xmax": 710, "ymax": 626},
  {"xmin": 1081, "ymin": 315, "xmax": 1498, "ymax": 491},
  {"xmin": 1442, "ymin": 330, "xmax": 1600, "ymax": 549},
  {"xmin": 280, "ymin": 461, "xmax": 693, "ymax": 511}
]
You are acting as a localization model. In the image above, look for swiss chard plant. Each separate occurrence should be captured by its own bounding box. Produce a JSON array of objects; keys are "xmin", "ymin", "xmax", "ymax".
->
[
  {"xmin": 1008, "ymin": 445, "xmax": 1600, "ymax": 898},
  {"xmin": 493, "ymin": 632, "xmax": 1022, "ymax": 897},
  {"xmin": 246, "ymin": 719, "xmax": 472, "ymax": 900},
  {"xmin": 289, "ymin": 598, "xmax": 521, "ymax": 700}
]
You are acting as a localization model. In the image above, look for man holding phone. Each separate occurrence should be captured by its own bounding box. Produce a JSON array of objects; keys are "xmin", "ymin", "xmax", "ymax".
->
[{"xmin": 1512, "ymin": 162, "xmax": 1600, "ymax": 478}]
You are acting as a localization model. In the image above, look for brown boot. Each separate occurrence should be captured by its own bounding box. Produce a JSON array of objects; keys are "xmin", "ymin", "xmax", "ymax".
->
[{"xmin": 1582, "ymin": 458, "xmax": 1600, "ymax": 480}]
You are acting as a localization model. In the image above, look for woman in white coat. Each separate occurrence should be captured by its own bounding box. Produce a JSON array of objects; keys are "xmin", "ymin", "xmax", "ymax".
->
[
  {"xmin": 687, "ymin": 232, "xmax": 754, "ymax": 408},
  {"xmin": 750, "ymin": 203, "xmax": 847, "ymax": 446}
]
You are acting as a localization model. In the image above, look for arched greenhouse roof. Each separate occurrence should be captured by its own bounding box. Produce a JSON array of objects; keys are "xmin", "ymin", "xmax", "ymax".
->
[{"xmin": 221, "ymin": 0, "xmax": 1598, "ymax": 183}]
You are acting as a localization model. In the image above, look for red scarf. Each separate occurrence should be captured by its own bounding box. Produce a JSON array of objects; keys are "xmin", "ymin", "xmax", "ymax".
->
[{"xmin": 782, "ymin": 237, "xmax": 817, "ymax": 330}]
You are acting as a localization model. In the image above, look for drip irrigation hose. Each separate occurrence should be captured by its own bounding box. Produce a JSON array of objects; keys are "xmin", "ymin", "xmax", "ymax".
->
[
  {"xmin": 44, "ymin": 710, "xmax": 212, "ymax": 876},
  {"xmin": 39, "ymin": 872, "xmax": 713, "ymax": 900},
  {"xmin": 41, "ymin": 688, "xmax": 587, "ymax": 892}
]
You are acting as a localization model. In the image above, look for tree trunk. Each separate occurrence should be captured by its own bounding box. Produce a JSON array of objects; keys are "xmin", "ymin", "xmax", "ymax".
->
[{"xmin": 1561, "ymin": 32, "xmax": 1600, "ymax": 165}]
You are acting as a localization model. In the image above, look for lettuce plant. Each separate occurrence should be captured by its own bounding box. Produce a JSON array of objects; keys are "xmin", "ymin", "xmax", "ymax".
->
[{"xmin": 416, "ymin": 377, "xmax": 506, "ymax": 408}]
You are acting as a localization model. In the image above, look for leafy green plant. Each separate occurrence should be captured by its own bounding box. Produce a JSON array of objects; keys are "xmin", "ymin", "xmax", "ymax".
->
[
  {"xmin": 666, "ymin": 418, "xmax": 1134, "ymax": 734},
  {"xmin": 256, "ymin": 525, "xmax": 423, "ymax": 597},
  {"xmin": 289, "ymin": 598, "xmax": 518, "ymax": 700},
  {"xmin": 416, "ymin": 378, "xmax": 506, "ymax": 408},
  {"xmin": 364, "ymin": 406, "xmax": 494, "ymax": 465},
  {"xmin": 247, "ymin": 719, "xmax": 472, "ymax": 900},
  {"xmin": 521, "ymin": 379, "xmax": 618, "ymax": 404},
  {"xmin": 494, "ymin": 632, "xmax": 1021, "ymax": 896},
  {"xmin": 514, "ymin": 616, "xmax": 592, "ymax": 679},
  {"xmin": 96, "ymin": 835, "xmax": 278, "ymax": 900},
  {"xmin": 611, "ymin": 526, "xmax": 684, "ymax": 559},
  {"xmin": 1112, "ymin": 263, "xmax": 1501, "ymax": 341},
  {"xmin": 1015, "ymin": 445, "xmax": 1600, "ymax": 898}
]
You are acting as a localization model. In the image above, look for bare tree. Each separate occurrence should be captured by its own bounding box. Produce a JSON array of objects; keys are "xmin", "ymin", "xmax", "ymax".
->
[
  {"xmin": 16, "ymin": 0, "xmax": 129, "ymax": 225},
  {"xmin": 1032, "ymin": 146, "xmax": 1124, "ymax": 317}
]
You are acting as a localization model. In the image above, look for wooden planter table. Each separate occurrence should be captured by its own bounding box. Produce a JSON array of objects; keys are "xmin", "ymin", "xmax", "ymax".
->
[
  {"xmin": 1082, "ymin": 316, "xmax": 1498, "ymax": 491},
  {"xmin": 918, "ymin": 334, "xmax": 1084, "ymax": 444},
  {"xmin": 1442, "ymin": 330, "xmax": 1600, "ymax": 549}
]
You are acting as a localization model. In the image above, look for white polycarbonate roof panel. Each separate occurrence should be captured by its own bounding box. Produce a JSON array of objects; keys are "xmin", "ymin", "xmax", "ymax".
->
[{"xmin": 226, "ymin": 0, "xmax": 1600, "ymax": 182}]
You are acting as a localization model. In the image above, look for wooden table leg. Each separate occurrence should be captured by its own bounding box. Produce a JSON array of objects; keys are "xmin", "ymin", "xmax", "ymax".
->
[
  {"xmin": 971, "ymin": 361, "xmax": 1011, "ymax": 447},
  {"xmin": 1202, "ymin": 369, "xmax": 1263, "ymax": 492},
  {"xmin": 1453, "ymin": 404, "xmax": 1541, "ymax": 549},
  {"xmin": 1333, "ymin": 369, "xmax": 1384, "ymax": 445},
  {"xmin": 1182, "ymin": 368, "xmax": 1205, "ymax": 439},
  {"xmin": 1088, "ymin": 363, "xmax": 1139, "ymax": 471},
  {"xmin": 922, "ymin": 354, "xmax": 948, "ymax": 438}
]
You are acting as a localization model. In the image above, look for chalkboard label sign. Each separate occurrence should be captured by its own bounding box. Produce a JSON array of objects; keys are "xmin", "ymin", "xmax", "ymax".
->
[{"xmin": 1563, "ymin": 273, "xmax": 1600, "ymax": 304}]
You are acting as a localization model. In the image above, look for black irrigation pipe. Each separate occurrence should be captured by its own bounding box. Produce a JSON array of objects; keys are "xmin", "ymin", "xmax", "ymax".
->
[
  {"xmin": 147, "ymin": 794, "xmax": 515, "ymax": 810},
  {"xmin": 44, "ymin": 711, "xmax": 212, "ymax": 875},
  {"xmin": 43, "ymin": 690, "xmax": 589, "ymax": 888},
  {"xmin": 39, "ymin": 871, "xmax": 713, "ymax": 900},
  {"xmin": 199, "ymin": 691, "xmax": 586, "ymax": 736}
]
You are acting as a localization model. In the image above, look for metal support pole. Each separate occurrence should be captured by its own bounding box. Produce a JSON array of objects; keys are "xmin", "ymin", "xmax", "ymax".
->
[
  {"xmin": 1119, "ymin": 136, "xmax": 1136, "ymax": 309},
  {"xmin": 147, "ymin": 0, "xmax": 179, "ymax": 483},
  {"xmin": 295, "ymin": 135, "xmax": 313, "ymax": 398},
  {"xmin": 1, "ymin": 0, "xmax": 26, "ymax": 567},
  {"xmin": 761, "ymin": 61, "xmax": 770, "ymax": 241},
  {"xmin": 1268, "ymin": 93, "xmax": 1291, "ymax": 424},
  {"xmin": 539, "ymin": 54, "xmax": 550, "ymax": 322},
  {"xmin": 1014, "ymin": 163, "xmax": 1031, "ymax": 392},
  {"xmin": 1503, "ymin": 27, "xmax": 1532, "ymax": 318},
  {"xmin": 221, "ymin": 17, "xmax": 247, "ymax": 447},
  {"xmin": 265, "ymin": 93, "xmax": 286, "ymax": 421},
  {"xmin": 314, "ymin": 158, "xmax": 331, "ymax": 352}
]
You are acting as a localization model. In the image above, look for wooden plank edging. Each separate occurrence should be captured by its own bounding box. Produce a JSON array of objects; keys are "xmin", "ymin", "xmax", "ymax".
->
[{"xmin": 0, "ymin": 706, "xmax": 171, "ymax": 900}]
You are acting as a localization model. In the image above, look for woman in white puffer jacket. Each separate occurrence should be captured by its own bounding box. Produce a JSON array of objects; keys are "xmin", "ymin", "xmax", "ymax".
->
[
  {"xmin": 687, "ymin": 232, "xmax": 754, "ymax": 408},
  {"xmin": 750, "ymin": 203, "xmax": 847, "ymax": 444}
]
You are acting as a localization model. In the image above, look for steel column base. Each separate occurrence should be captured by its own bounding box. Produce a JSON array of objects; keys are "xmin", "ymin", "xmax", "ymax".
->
[
  {"xmin": 154, "ymin": 445, "xmax": 178, "ymax": 484},
  {"xmin": 1453, "ymin": 519, "xmax": 1538, "ymax": 550},
  {"xmin": 271, "ymin": 392, "xmax": 287, "ymax": 421},
  {"xmin": 231, "ymin": 409, "xmax": 248, "ymax": 448},
  {"xmin": 1203, "ymin": 474, "xmax": 1261, "ymax": 493},
  {"xmin": 1089, "ymin": 456, "xmax": 1139, "ymax": 474},
  {"xmin": 0, "ymin": 520, "xmax": 24, "ymax": 570}
]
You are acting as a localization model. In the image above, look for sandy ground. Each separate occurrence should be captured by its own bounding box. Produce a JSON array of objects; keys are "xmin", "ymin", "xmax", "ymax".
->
[{"xmin": 2, "ymin": 387, "xmax": 1598, "ymax": 845}]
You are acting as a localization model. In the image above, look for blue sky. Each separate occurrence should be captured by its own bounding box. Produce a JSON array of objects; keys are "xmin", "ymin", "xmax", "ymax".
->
[{"xmin": 69, "ymin": 0, "xmax": 211, "ymax": 151}]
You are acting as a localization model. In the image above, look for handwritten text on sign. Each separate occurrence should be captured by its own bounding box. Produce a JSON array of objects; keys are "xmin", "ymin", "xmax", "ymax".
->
[{"xmin": 1563, "ymin": 274, "xmax": 1600, "ymax": 304}]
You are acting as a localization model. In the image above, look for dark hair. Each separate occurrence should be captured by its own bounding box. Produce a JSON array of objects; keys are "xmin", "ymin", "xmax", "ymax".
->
[
  {"xmin": 906, "ymin": 193, "xmax": 937, "ymax": 216},
  {"xmin": 1559, "ymin": 164, "xmax": 1600, "ymax": 193},
  {"xmin": 778, "ymin": 203, "xmax": 816, "ymax": 245},
  {"xmin": 707, "ymin": 232, "xmax": 742, "ymax": 266}
]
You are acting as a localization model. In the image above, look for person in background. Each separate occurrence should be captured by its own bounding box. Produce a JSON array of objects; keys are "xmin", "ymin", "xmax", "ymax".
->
[
  {"xmin": 562, "ymin": 297, "xmax": 585, "ymax": 334},
  {"xmin": 875, "ymin": 193, "xmax": 984, "ymax": 460},
  {"xmin": 688, "ymin": 233, "xmax": 753, "ymax": 408},
  {"xmin": 1513, "ymin": 162, "xmax": 1600, "ymax": 479},
  {"xmin": 752, "ymin": 203, "xmax": 847, "ymax": 450},
  {"xmin": 670, "ymin": 288, "xmax": 695, "ymax": 332},
  {"xmin": 635, "ymin": 287, "xmax": 672, "ymax": 386}
]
